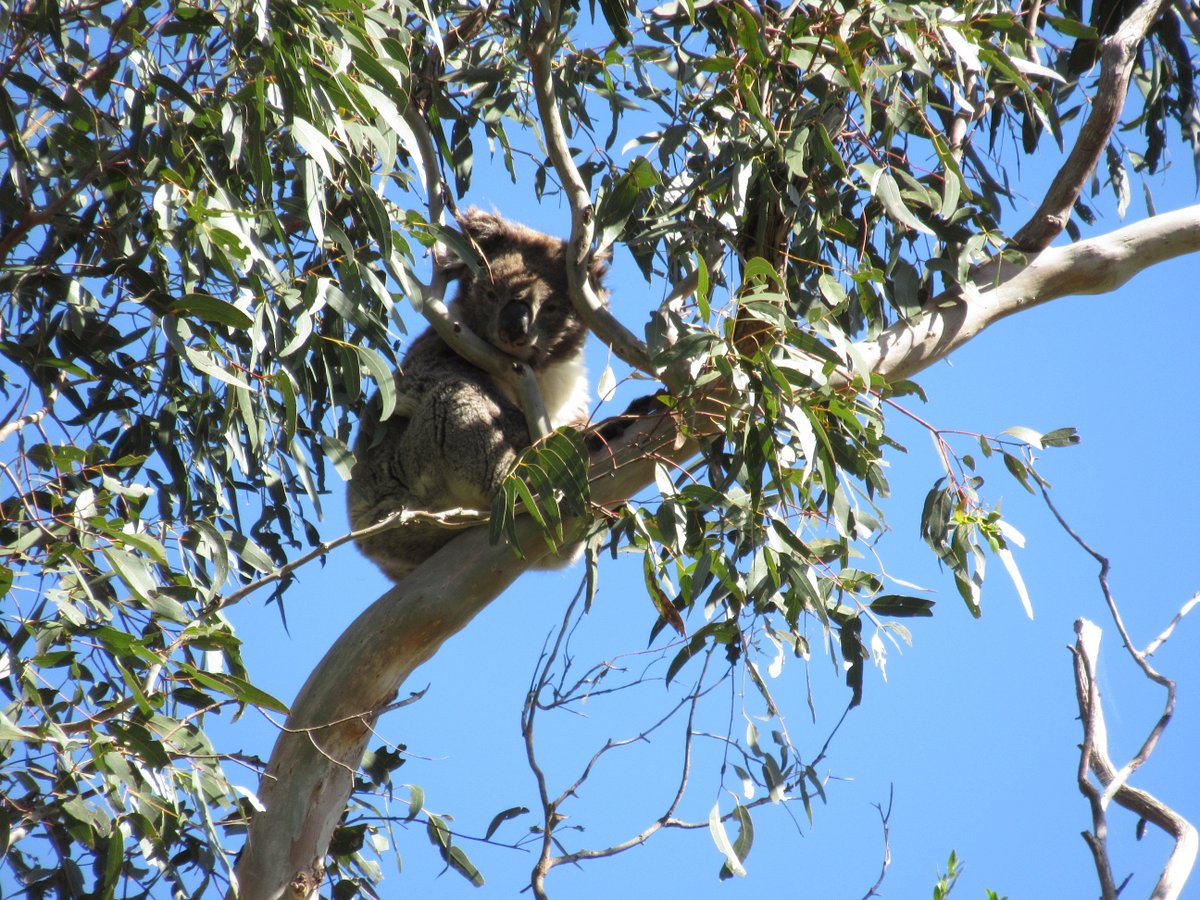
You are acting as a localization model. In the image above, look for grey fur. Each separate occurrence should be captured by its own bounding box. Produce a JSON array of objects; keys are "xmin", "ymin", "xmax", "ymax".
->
[{"xmin": 346, "ymin": 209, "xmax": 606, "ymax": 581}]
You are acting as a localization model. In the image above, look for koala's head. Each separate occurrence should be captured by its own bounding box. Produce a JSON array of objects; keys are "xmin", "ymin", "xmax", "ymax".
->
[{"xmin": 440, "ymin": 209, "xmax": 608, "ymax": 366}]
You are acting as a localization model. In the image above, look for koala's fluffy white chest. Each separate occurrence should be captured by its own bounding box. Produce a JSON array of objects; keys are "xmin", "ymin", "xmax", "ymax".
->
[{"xmin": 540, "ymin": 350, "xmax": 590, "ymax": 427}]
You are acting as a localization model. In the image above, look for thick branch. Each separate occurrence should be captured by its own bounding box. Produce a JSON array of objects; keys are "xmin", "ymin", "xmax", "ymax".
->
[
  {"xmin": 860, "ymin": 205, "xmax": 1200, "ymax": 381},
  {"xmin": 232, "ymin": 521, "xmax": 557, "ymax": 900}
]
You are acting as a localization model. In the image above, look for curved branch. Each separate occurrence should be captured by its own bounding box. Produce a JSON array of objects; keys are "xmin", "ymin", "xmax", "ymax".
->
[
  {"xmin": 527, "ymin": 13, "xmax": 652, "ymax": 377},
  {"xmin": 232, "ymin": 520, "xmax": 558, "ymax": 900}
]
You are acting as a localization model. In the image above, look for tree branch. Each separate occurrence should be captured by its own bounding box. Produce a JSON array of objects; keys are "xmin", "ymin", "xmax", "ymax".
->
[
  {"xmin": 527, "ymin": 8, "xmax": 653, "ymax": 377},
  {"xmin": 0, "ymin": 373, "xmax": 65, "ymax": 445},
  {"xmin": 858, "ymin": 205, "xmax": 1200, "ymax": 381},
  {"xmin": 1010, "ymin": 0, "xmax": 1171, "ymax": 250},
  {"xmin": 232, "ymin": 519, "xmax": 558, "ymax": 900},
  {"xmin": 1049, "ymin": 486, "xmax": 1197, "ymax": 899},
  {"xmin": 1072, "ymin": 620, "xmax": 1199, "ymax": 900}
]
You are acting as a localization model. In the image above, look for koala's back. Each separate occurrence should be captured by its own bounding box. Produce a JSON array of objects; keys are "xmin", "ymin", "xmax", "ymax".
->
[
  {"xmin": 346, "ymin": 334, "xmax": 523, "ymax": 581},
  {"xmin": 345, "ymin": 210, "xmax": 603, "ymax": 582}
]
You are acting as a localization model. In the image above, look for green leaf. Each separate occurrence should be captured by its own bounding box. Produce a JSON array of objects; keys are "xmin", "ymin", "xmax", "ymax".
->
[
  {"xmin": 291, "ymin": 116, "xmax": 341, "ymax": 182},
  {"xmin": 171, "ymin": 294, "xmax": 254, "ymax": 329},
  {"xmin": 447, "ymin": 845, "xmax": 485, "ymax": 887},
  {"xmin": 226, "ymin": 532, "xmax": 276, "ymax": 574},
  {"xmin": 838, "ymin": 615, "xmax": 865, "ymax": 707},
  {"xmin": 178, "ymin": 664, "xmax": 290, "ymax": 713},
  {"xmin": 405, "ymin": 785, "xmax": 425, "ymax": 822},
  {"xmin": 1042, "ymin": 426, "xmax": 1081, "ymax": 447},
  {"xmin": 348, "ymin": 343, "xmax": 397, "ymax": 422},
  {"xmin": 874, "ymin": 170, "xmax": 935, "ymax": 235},
  {"xmin": 484, "ymin": 806, "xmax": 528, "ymax": 840},
  {"xmin": 869, "ymin": 595, "xmax": 935, "ymax": 617},
  {"xmin": 102, "ymin": 547, "xmax": 157, "ymax": 601},
  {"xmin": 0, "ymin": 711, "xmax": 37, "ymax": 742}
]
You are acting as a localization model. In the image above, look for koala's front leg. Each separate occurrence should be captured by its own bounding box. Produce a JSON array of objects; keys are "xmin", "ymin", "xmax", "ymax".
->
[{"xmin": 399, "ymin": 378, "xmax": 531, "ymax": 512}]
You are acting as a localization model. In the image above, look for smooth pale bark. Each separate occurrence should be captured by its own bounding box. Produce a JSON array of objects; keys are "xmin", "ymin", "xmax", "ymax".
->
[
  {"xmin": 231, "ymin": 204, "xmax": 1200, "ymax": 899},
  {"xmin": 232, "ymin": 524, "xmax": 551, "ymax": 899},
  {"xmin": 859, "ymin": 206, "xmax": 1200, "ymax": 381}
]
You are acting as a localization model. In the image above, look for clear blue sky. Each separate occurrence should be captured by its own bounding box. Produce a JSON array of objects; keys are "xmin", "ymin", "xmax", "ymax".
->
[{"xmin": 225, "ymin": 118, "xmax": 1200, "ymax": 897}]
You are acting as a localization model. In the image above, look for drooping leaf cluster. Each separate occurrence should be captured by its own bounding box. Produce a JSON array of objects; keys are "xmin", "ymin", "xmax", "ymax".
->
[{"xmin": 0, "ymin": 0, "xmax": 448, "ymax": 894}]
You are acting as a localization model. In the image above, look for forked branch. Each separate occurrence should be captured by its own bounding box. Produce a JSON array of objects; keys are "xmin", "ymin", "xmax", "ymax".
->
[
  {"xmin": 1050, "ymin": 489, "xmax": 1198, "ymax": 899},
  {"xmin": 527, "ymin": 6, "xmax": 652, "ymax": 376}
]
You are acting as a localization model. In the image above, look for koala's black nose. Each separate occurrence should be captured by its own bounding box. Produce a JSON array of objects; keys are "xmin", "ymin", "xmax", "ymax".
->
[{"xmin": 497, "ymin": 300, "xmax": 533, "ymax": 345}]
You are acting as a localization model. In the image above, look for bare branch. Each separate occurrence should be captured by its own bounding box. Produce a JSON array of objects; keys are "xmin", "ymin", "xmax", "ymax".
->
[
  {"xmin": 859, "ymin": 785, "xmax": 894, "ymax": 899},
  {"xmin": 1071, "ymin": 620, "xmax": 1120, "ymax": 899},
  {"xmin": 1049, "ymin": 487, "xmax": 1196, "ymax": 899},
  {"xmin": 1010, "ymin": 0, "xmax": 1171, "ymax": 250},
  {"xmin": 212, "ymin": 506, "xmax": 489, "ymax": 612},
  {"xmin": 1072, "ymin": 620, "xmax": 1199, "ymax": 900},
  {"xmin": 524, "ymin": 588, "xmax": 710, "ymax": 895},
  {"xmin": 527, "ymin": 9, "xmax": 652, "ymax": 377}
]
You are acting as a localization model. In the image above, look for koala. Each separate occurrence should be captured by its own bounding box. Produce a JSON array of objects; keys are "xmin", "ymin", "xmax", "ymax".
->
[{"xmin": 346, "ymin": 209, "xmax": 607, "ymax": 582}]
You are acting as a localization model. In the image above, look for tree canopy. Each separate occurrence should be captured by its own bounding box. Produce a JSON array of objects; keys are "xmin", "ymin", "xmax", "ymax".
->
[{"xmin": 1, "ymin": 0, "xmax": 1198, "ymax": 897}]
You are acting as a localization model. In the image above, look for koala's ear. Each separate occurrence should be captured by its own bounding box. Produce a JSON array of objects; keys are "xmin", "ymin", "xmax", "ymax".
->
[
  {"xmin": 436, "ymin": 208, "xmax": 504, "ymax": 281},
  {"xmin": 459, "ymin": 207, "xmax": 507, "ymax": 246}
]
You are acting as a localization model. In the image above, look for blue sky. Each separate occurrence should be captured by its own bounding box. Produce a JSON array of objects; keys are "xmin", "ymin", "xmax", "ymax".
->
[{"xmin": 225, "ymin": 130, "xmax": 1200, "ymax": 897}]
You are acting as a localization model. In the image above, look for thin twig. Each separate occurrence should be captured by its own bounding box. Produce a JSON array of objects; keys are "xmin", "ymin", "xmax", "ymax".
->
[
  {"xmin": 1145, "ymin": 593, "xmax": 1200, "ymax": 657},
  {"xmin": 859, "ymin": 784, "xmax": 894, "ymax": 899}
]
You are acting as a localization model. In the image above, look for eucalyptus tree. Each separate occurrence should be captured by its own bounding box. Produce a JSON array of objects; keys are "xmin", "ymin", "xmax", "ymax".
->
[{"xmin": 1, "ymin": 0, "xmax": 1197, "ymax": 898}]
